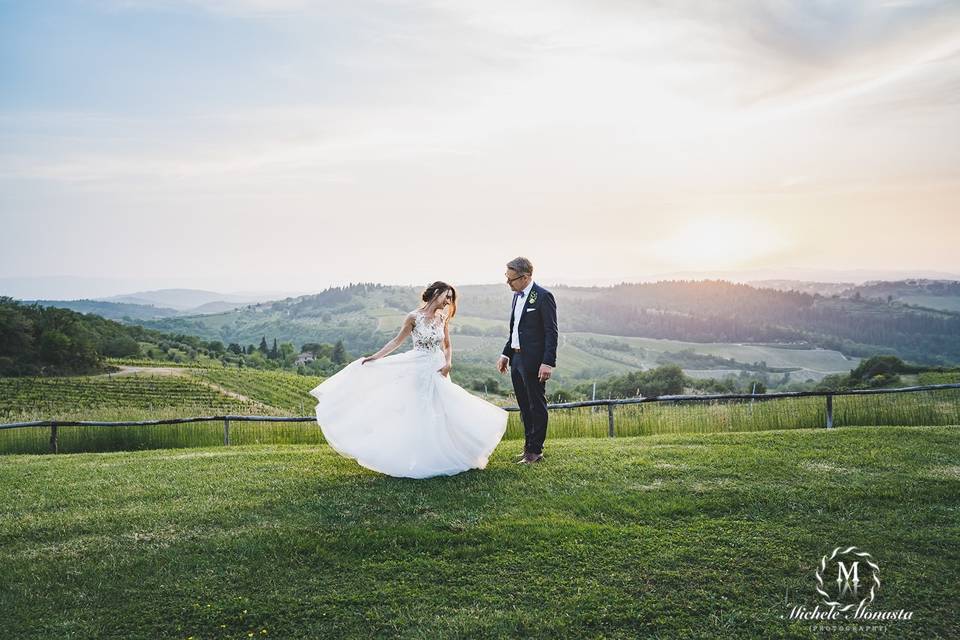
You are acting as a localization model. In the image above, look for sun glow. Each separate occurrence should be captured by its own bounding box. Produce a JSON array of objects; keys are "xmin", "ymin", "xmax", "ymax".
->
[{"xmin": 652, "ymin": 216, "xmax": 788, "ymax": 270}]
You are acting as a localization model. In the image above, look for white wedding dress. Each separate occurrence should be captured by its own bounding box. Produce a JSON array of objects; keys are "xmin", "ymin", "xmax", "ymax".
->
[{"xmin": 308, "ymin": 309, "xmax": 509, "ymax": 479}]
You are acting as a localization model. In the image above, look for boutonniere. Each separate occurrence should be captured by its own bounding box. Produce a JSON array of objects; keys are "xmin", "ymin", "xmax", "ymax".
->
[{"xmin": 528, "ymin": 291, "xmax": 538, "ymax": 304}]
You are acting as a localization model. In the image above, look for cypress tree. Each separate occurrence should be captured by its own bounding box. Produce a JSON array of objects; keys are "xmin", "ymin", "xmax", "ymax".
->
[{"xmin": 332, "ymin": 339, "xmax": 346, "ymax": 364}]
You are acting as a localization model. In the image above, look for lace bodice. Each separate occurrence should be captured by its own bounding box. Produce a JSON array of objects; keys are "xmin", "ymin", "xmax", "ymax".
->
[{"xmin": 412, "ymin": 310, "xmax": 446, "ymax": 352}]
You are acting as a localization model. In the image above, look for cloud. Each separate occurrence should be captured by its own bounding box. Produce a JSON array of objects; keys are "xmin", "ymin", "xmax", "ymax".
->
[{"xmin": 2, "ymin": 0, "xmax": 957, "ymax": 273}]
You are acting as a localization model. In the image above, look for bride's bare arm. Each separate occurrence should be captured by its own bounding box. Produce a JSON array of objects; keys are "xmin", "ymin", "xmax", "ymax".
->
[
  {"xmin": 363, "ymin": 313, "xmax": 415, "ymax": 363},
  {"xmin": 439, "ymin": 314, "xmax": 452, "ymax": 376}
]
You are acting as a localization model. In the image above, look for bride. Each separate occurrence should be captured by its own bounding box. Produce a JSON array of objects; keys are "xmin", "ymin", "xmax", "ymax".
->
[{"xmin": 308, "ymin": 281, "xmax": 508, "ymax": 479}]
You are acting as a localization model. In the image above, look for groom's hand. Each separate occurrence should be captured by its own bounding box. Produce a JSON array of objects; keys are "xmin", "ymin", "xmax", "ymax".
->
[
  {"xmin": 496, "ymin": 355, "xmax": 509, "ymax": 374},
  {"xmin": 538, "ymin": 364, "xmax": 553, "ymax": 382}
]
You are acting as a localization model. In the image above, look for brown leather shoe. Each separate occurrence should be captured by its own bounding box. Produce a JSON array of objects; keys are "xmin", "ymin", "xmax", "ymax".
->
[
  {"xmin": 517, "ymin": 453, "xmax": 544, "ymax": 464},
  {"xmin": 513, "ymin": 451, "xmax": 528, "ymax": 462}
]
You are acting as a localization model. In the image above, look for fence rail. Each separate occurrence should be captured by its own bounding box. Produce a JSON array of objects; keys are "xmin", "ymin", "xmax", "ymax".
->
[{"xmin": 3, "ymin": 383, "xmax": 959, "ymax": 453}]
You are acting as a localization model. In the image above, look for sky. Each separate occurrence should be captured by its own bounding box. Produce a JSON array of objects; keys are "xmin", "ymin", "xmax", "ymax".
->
[{"xmin": 1, "ymin": 0, "xmax": 959, "ymax": 297}]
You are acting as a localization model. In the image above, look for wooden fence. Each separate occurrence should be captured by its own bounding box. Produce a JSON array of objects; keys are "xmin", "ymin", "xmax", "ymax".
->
[{"xmin": 2, "ymin": 382, "xmax": 959, "ymax": 453}]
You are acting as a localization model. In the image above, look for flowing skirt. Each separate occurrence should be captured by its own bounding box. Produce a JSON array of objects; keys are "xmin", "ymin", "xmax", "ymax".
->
[{"xmin": 309, "ymin": 347, "xmax": 508, "ymax": 479}]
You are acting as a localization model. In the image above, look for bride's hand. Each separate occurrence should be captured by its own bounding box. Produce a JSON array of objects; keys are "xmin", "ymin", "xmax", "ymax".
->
[{"xmin": 438, "ymin": 363, "xmax": 451, "ymax": 377}]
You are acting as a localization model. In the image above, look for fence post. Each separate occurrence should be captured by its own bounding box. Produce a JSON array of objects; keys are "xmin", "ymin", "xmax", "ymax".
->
[
  {"xmin": 826, "ymin": 395, "xmax": 834, "ymax": 429},
  {"xmin": 49, "ymin": 422, "xmax": 58, "ymax": 454},
  {"xmin": 607, "ymin": 403, "xmax": 615, "ymax": 437},
  {"xmin": 223, "ymin": 418, "xmax": 230, "ymax": 445}
]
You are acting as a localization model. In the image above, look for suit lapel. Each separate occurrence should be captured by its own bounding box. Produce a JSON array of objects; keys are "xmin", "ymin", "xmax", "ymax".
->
[
  {"xmin": 509, "ymin": 282, "xmax": 537, "ymax": 331},
  {"xmin": 519, "ymin": 283, "xmax": 537, "ymax": 325}
]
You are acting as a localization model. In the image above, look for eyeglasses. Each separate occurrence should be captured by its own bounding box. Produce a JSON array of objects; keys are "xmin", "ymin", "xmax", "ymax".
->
[{"xmin": 506, "ymin": 273, "xmax": 527, "ymax": 283}]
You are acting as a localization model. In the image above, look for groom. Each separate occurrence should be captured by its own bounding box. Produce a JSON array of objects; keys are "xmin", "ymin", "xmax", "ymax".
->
[{"xmin": 496, "ymin": 257, "xmax": 558, "ymax": 464}]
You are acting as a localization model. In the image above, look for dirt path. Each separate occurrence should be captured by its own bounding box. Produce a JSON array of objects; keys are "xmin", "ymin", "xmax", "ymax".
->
[
  {"xmin": 193, "ymin": 381, "xmax": 273, "ymax": 409},
  {"xmin": 100, "ymin": 366, "xmax": 189, "ymax": 377}
]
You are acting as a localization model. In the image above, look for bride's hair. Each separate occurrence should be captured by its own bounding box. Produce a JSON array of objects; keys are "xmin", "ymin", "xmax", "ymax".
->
[{"xmin": 421, "ymin": 281, "xmax": 457, "ymax": 319}]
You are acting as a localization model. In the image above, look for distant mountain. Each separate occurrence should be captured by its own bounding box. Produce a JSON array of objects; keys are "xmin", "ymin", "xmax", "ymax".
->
[
  {"xmin": 748, "ymin": 280, "xmax": 855, "ymax": 296},
  {"xmin": 188, "ymin": 300, "xmax": 250, "ymax": 314},
  {"xmin": 20, "ymin": 289, "xmax": 262, "ymax": 321},
  {"xmin": 97, "ymin": 288, "xmax": 269, "ymax": 312},
  {"xmin": 649, "ymin": 267, "xmax": 960, "ymax": 285},
  {"xmin": 22, "ymin": 299, "xmax": 182, "ymax": 321},
  {"xmin": 0, "ymin": 276, "xmax": 309, "ymax": 301},
  {"xmin": 748, "ymin": 278, "xmax": 960, "ymax": 313}
]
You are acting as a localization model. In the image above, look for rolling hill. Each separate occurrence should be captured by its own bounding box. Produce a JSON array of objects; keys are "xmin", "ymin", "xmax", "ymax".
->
[
  {"xmin": 132, "ymin": 280, "xmax": 960, "ymax": 382},
  {"xmin": 11, "ymin": 279, "xmax": 959, "ymax": 385},
  {"xmin": 842, "ymin": 279, "xmax": 960, "ymax": 313}
]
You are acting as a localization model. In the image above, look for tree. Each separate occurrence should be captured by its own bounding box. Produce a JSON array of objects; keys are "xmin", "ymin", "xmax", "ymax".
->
[
  {"xmin": 642, "ymin": 365, "xmax": 685, "ymax": 396},
  {"xmin": 747, "ymin": 379, "xmax": 767, "ymax": 394},
  {"xmin": 850, "ymin": 355, "xmax": 911, "ymax": 381},
  {"xmin": 574, "ymin": 365, "xmax": 685, "ymax": 399},
  {"xmin": 38, "ymin": 330, "xmax": 70, "ymax": 365},
  {"xmin": 247, "ymin": 351, "xmax": 268, "ymax": 368},
  {"xmin": 302, "ymin": 342, "xmax": 334, "ymax": 359},
  {"xmin": 270, "ymin": 338, "xmax": 279, "ymax": 359},
  {"xmin": 0, "ymin": 304, "xmax": 35, "ymax": 358},
  {"xmin": 332, "ymin": 339, "xmax": 347, "ymax": 365},
  {"xmin": 206, "ymin": 340, "xmax": 225, "ymax": 355},
  {"xmin": 258, "ymin": 336, "xmax": 268, "ymax": 354},
  {"xmin": 300, "ymin": 342, "xmax": 325, "ymax": 355},
  {"xmin": 102, "ymin": 334, "xmax": 140, "ymax": 357}
]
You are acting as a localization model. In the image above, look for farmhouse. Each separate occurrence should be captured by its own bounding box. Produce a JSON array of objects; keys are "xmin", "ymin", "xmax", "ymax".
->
[{"xmin": 295, "ymin": 352, "xmax": 316, "ymax": 365}]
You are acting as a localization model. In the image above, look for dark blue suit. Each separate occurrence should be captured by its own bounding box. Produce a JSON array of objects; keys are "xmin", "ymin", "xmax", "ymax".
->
[{"xmin": 502, "ymin": 282, "xmax": 558, "ymax": 455}]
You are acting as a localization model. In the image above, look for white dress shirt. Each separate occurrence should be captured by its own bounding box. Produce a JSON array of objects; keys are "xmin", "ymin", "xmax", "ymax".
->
[{"xmin": 510, "ymin": 280, "xmax": 534, "ymax": 349}]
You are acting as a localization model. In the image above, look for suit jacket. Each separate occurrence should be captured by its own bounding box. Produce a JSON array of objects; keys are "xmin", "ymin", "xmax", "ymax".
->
[{"xmin": 502, "ymin": 282, "xmax": 558, "ymax": 368}]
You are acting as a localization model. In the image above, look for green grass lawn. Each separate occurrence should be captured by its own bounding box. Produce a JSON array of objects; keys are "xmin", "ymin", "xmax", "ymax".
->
[{"xmin": 2, "ymin": 426, "xmax": 957, "ymax": 639}]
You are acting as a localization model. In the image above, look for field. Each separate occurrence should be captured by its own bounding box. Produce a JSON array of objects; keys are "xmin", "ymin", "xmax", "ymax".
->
[
  {"xmin": 0, "ymin": 373, "xmax": 268, "ymax": 420},
  {"xmin": 0, "ymin": 365, "xmax": 324, "ymax": 419},
  {"xmin": 432, "ymin": 328, "xmax": 858, "ymax": 384},
  {"xmin": 251, "ymin": 306, "xmax": 862, "ymax": 386},
  {"xmin": 1, "ymin": 425, "xmax": 957, "ymax": 639},
  {"xmin": 190, "ymin": 368, "xmax": 324, "ymax": 413},
  {"xmin": 0, "ymin": 368, "xmax": 319, "ymax": 454}
]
